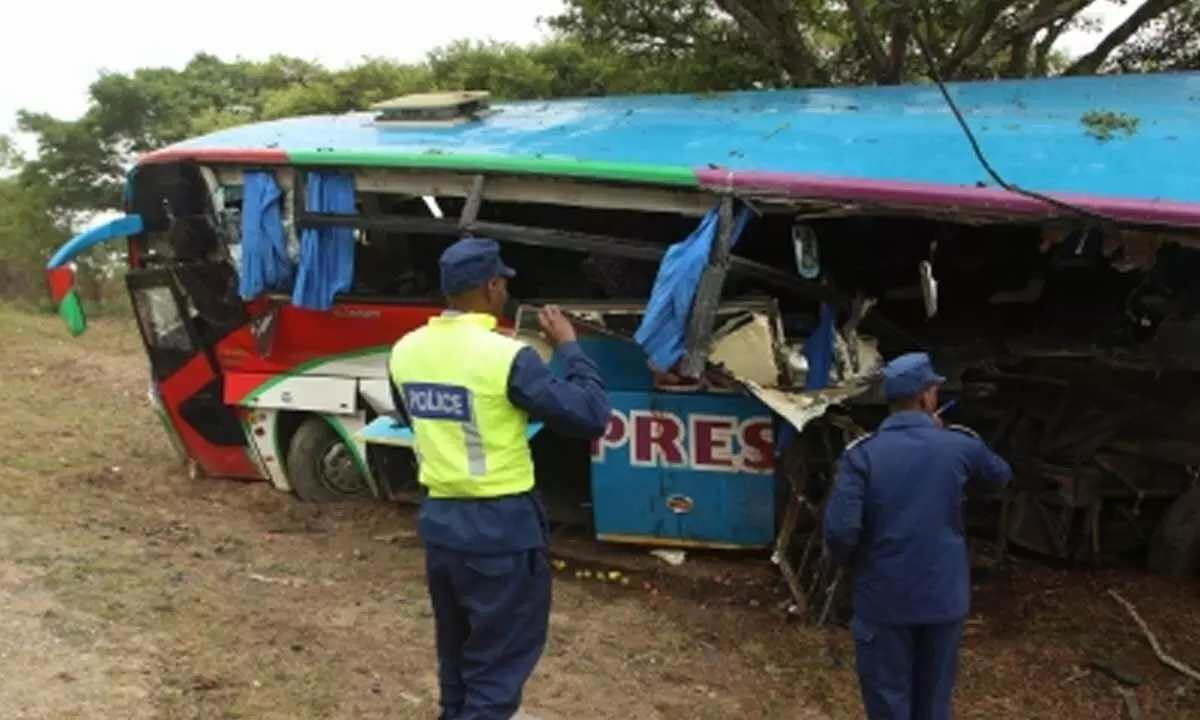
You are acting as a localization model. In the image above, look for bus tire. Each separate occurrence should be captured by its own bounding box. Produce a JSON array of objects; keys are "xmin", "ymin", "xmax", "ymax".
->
[
  {"xmin": 285, "ymin": 416, "xmax": 369, "ymax": 504},
  {"xmin": 1146, "ymin": 485, "xmax": 1200, "ymax": 580}
]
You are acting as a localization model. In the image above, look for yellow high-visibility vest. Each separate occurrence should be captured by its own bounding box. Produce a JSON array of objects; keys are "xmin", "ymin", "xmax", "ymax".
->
[{"xmin": 388, "ymin": 312, "xmax": 535, "ymax": 498}]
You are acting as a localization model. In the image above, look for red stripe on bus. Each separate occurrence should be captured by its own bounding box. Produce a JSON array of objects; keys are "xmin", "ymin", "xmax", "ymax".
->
[{"xmin": 138, "ymin": 148, "xmax": 289, "ymax": 166}]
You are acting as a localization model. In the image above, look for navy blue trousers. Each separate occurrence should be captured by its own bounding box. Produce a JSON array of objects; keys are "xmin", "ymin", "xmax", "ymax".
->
[
  {"xmin": 425, "ymin": 545, "xmax": 552, "ymax": 720},
  {"xmin": 850, "ymin": 617, "xmax": 963, "ymax": 720}
]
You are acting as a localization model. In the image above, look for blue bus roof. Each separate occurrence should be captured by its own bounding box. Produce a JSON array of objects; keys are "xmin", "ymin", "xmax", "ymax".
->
[{"xmin": 145, "ymin": 72, "xmax": 1200, "ymax": 226}]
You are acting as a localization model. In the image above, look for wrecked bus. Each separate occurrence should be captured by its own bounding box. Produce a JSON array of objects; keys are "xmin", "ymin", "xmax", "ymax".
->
[{"xmin": 45, "ymin": 75, "xmax": 1200, "ymax": 600}]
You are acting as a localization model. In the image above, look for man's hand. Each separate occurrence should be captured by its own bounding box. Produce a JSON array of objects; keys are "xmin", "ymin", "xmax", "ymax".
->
[{"xmin": 538, "ymin": 305, "xmax": 577, "ymax": 348}]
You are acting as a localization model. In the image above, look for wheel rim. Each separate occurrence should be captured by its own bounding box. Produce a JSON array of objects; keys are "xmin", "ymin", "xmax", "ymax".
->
[{"xmin": 319, "ymin": 442, "xmax": 367, "ymax": 495}]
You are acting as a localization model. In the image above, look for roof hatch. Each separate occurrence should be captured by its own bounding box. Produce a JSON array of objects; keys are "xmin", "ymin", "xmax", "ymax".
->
[{"xmin": 370, "ymin": 91, "xmax": 494, "ymax": 127}]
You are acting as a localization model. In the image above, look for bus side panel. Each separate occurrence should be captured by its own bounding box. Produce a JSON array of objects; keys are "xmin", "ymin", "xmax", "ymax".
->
[
  {"xmin": 126, "ymin": 267, "xmax": 263, "ymax": 481},
  {"xmin": 214, "ymin": 302, "xmax": 439, "ymax": 377},
  {"xmin": 590, "ymin": 390, "xmax": 777, "ymax": 549},
  {"xmin": 159, "ymin": 353, "xmax": 261, "ymax": 480}
]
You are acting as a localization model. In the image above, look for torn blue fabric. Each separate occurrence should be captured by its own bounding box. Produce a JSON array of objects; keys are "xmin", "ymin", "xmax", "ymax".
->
[
  {"xmin": 634, "ymin": 204, "xmax": 752, "ymax": 372},
  {"xmin": 238, "ymin": 172, "xmax": 293, "ymax": 300},
  {"xmin": 293, "ymin": 172, "xmax": 356, "ymax": 310}
]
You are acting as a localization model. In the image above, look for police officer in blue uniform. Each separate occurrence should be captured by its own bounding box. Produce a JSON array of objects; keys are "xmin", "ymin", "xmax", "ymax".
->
[
  {"xmin": 388, "ymin": 238, "xmax": 610, "ymax": 720},
  {"xmin": 823, "ymin": 352, "xmax": 1012, "ymax": 720}
]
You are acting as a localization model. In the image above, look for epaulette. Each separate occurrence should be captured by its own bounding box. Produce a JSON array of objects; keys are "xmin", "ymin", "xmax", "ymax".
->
[
  {"xmin": 843, "ymin": 432, "xmax": 875, "ymax": 452},
  {"xmin": 945, "ymin": 423, "xmax": 981, "ymax": 440}
]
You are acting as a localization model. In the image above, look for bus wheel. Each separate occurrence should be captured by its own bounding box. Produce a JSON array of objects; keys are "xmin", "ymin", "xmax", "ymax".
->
[
  {"xmin": 1146, "ymin": 485, "xmax": 1200, "ymax": 580},
  {"xmin": 286, "ymin": 416, "xmax": 370, "ymax": 503}
]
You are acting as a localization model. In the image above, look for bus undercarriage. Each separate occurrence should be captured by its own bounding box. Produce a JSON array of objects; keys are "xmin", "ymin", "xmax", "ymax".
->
[{"xmin": 50, "ymin": 158, "xmax": 1200, "ymax": 606}]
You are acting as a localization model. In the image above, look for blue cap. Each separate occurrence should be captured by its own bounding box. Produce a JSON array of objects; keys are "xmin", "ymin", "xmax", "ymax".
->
[
  {"xmin": 881, "ymin": 352, "xmax": 945, "ymax": 401},
  {"xmin": 439, "ymin": 237, "xmax": 516, "ymax": 296}
]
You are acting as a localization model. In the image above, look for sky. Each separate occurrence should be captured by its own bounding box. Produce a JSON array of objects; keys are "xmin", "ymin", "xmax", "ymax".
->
[{"xmin": 1, "ymin": 0, "xmax": 1129, "ymax": 153}]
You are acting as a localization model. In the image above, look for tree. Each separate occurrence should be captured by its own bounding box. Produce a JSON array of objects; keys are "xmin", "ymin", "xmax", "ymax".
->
[
  {"xmin": 547, "ymin": 0, "xmax": 1190, "ymax": 86},
  {"xmin": 18, "ymin": 54, "xmax": 334, "ymax": 220},
  {"xmin": 1108, "ymin": 0, "xmax": 1200, "ymax": 71},
  {"xmin": 0, "ymin": 140, "xmax": 69, "ymax": 300}
]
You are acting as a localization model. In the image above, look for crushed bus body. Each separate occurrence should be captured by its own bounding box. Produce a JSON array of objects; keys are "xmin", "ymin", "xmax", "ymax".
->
[{"xmin": 43, "ymin": 77, "xmax": 1200, "ymax": 614}]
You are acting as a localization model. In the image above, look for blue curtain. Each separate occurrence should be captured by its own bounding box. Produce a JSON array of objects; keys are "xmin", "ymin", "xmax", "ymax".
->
[
  {"xmin": 293, "ymin": 172, "xmax": 356, "ymax": 310},
  {"xmin": 633, "ymin": 203, "xmax": 752, "ymax": 372},
  {"xmin": 238, "ymin": 172, "xmax": 293, "ymax": 300}
]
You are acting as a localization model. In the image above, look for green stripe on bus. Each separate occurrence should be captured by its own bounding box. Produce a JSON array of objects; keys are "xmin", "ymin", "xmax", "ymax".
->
[
  {"xmin": 241, "ymin": 345, "xmax": 392, "ymax": 406},
  {"xmin": 286, "ymin": 150, "xmax": 700, "ymax": 188}
]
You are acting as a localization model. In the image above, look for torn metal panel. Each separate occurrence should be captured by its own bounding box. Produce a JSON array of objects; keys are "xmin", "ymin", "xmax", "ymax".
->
[
  {"xmin": 741, "ymin": 381, "xmax": 873, "ymax": 434},
  {"xmin": 512, "ymin": 297, "xmax": 786, "ymax": 364},
  {"xmin": 833, "ymin": 330, "xmax": 883, "ymax": 387},
  {"xmin": 512, "ymin": 298, "xmax": 879, "ymax": 432},
  {"xmin": 708, "ymin": 309, "xmax": 787, "ymax": 387}
]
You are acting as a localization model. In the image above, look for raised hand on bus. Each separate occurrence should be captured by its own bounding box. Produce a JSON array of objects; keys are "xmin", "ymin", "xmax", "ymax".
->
[{"xmin": 537, "ymin": 305, "xmax": 577, "ymax": 348}]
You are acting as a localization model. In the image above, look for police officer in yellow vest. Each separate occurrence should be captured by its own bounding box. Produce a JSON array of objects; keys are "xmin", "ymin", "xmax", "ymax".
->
[{"xmin": 388, "ymin": 237, "xmax": 610, "ymax": 720}]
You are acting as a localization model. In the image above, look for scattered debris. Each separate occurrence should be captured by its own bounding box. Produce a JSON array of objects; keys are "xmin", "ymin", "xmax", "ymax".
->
[
  {"xmin": 371, "ymin": 530, "xmax": 417, "ymax": 543},
  {"xmin": 1060, "ymin": 665, "xmax": 1090, "ymax": 686},
  {"xmin": 247, "ymin": 571, "xmax": 305, "ymax": 588},
  {"xmin": 189, "ymin": 675, "xmax": 223, "ymax": 692},
  {"xmin": 1081, "ymin": 110, "xmax": 1139, "ymax": 141},
  {"xmin": 1089, "ymin": 657, "xmax": 1144, "ymax": 687},
  {"xmin": 1109, "ymin": 589, "xmax": 1200, "ymax": 683},
  {"xmin": 650, "ymin": 549, "xmax": 687, "ymax": 567},
  {"xmin": 84, "ymin": 466, "xmax": 123, "ymax": 486},
  {"xmin": 1116, "ymin": 686, "xmax": 1143, "ymax": 720}
]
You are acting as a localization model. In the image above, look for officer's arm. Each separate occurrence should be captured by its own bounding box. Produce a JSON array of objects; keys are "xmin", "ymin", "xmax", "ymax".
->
[
  {"xmin": 507, "ymin": 344, "xmax": 610, "ymax": 438},
  {"xmin": 966, "ymin": 438, "xmax": 1013, "ymax": 492},
  {"xmin": 823, "ymin": 449, "xmax": 868, "ymax": 566},
  {"xmin": 387, "ymin": 376, "xmax": 412, "ymax": 426}
]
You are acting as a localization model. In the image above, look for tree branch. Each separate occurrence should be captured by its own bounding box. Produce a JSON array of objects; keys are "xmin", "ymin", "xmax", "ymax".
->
[
  {"xmin": 943, "ymin": 0, "xmax": 1015, "ymax": 77},
  {"xmin": 1034, "ymin": 18, "xmax": 1070, "ymax": 75},
  {"xmin": 845, "ymin": 0, "xmax": 889, "ymax": 80},
  {"xmin": 1109, "ymin": 589, "xmax": 1200, "ymax": 684},
  {"xmin": 886, "ymin": 9, "xmax": 911, "ymax": 84},
  {"xmin": 713, "ymin": 0, "xmax": 829, "ymax": 85},
  {"xmin": 1006, "ymin": 31, "xmax": 1035, "ymax": 77},
  {"xmin": 1063, "ymin": 0, "xmax": 1186, "ymax": 75},
  {"xmin": 967, "ymin": 0, "xmax": 1093, "ymax": 75}
]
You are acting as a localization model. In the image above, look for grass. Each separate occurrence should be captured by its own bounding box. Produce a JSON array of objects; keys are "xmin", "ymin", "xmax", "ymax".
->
[{"xmin": 0, "ymin": 304, "xmax": 1197, "ymax": 719}]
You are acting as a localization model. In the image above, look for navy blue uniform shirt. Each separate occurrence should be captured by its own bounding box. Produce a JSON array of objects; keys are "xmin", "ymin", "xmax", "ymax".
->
[
  {"xmin": 390, "ymin": 341, "xmax": 609, "ymax": 554},
  {"xmin": 823, "ymin": 411, "xmax": 1012, "ymax": 625}
]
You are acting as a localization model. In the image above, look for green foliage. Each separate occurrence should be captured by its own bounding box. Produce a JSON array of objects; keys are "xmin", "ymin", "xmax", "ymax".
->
[
  {"xmin": 0, "ymin": 175, "xmax": 70, "ymax": 299},
  {"xmin": 549, "ymin": 0, "xmax": 1191, "ymax": 85}
]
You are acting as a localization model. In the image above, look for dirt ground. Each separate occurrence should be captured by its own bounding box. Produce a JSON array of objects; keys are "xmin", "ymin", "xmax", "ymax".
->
[{"xmin": 0, "ymin": 306, "xmax": 1197, "ymax": 720}]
